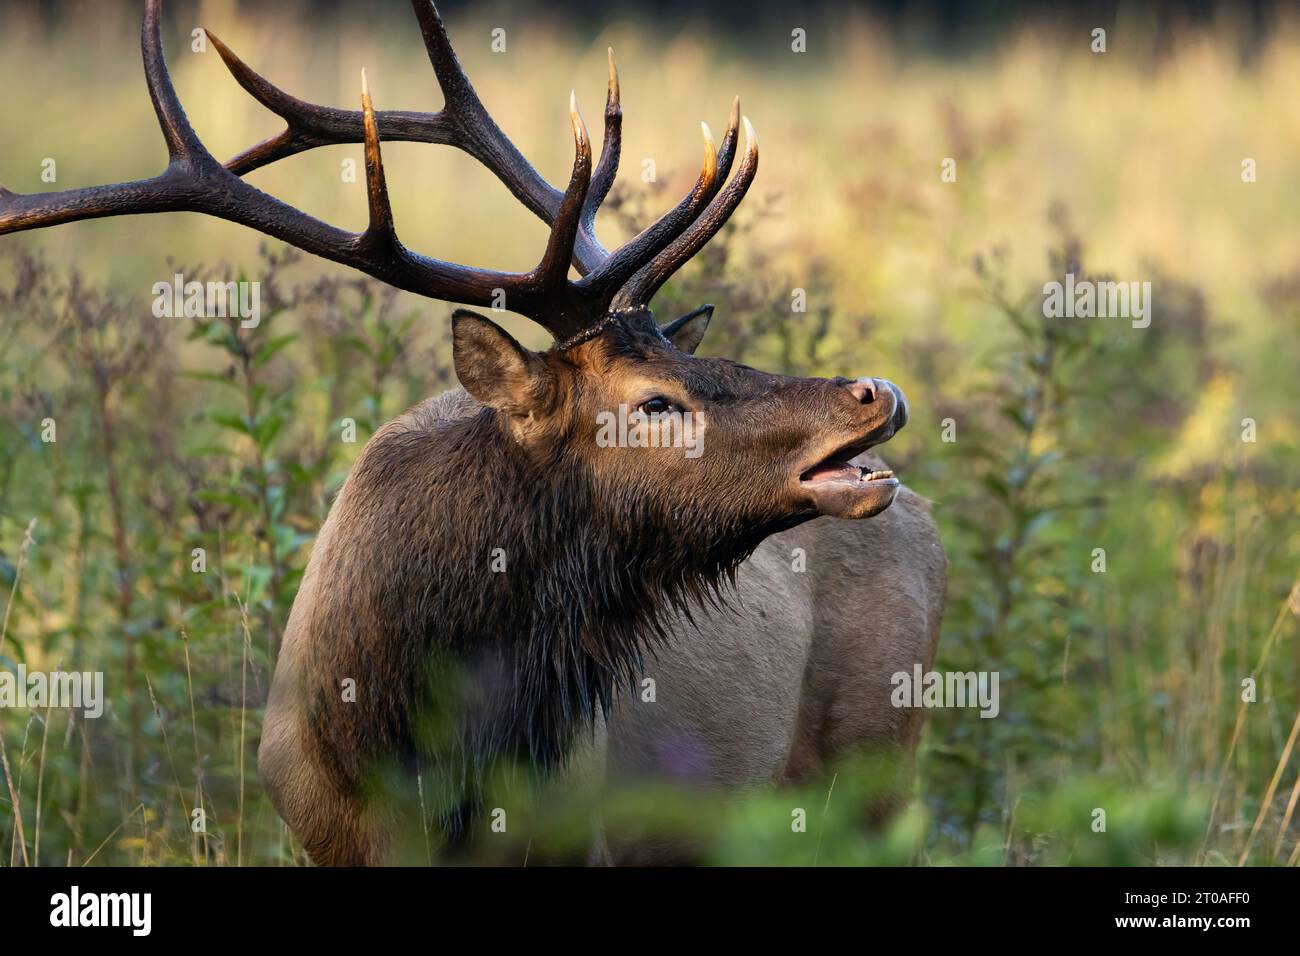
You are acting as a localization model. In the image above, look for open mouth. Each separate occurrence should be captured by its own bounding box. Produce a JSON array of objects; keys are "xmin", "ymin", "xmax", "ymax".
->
[
  {"xmin": 796, "ymin": 441, "xmax": 901, "ymax": 519},
  {"xmin": 799, "ymin": 459, "xmax": 896, "ymax": 486},
  {"xmin": 798, "ymin": 439, "xmax": 898, "ymax": 487}
]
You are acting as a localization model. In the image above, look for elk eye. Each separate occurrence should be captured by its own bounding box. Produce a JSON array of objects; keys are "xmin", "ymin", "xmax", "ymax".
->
[{"xmin": 638, "ymin": 396, "xmax": 677, "ymax": 415}]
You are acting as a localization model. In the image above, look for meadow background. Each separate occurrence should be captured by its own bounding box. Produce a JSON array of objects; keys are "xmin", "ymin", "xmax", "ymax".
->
[{"xmin": 0, "ymin": 0, "xmax": 1297, "ymax": 865}]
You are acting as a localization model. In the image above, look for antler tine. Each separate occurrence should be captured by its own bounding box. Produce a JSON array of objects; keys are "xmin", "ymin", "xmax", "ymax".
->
[
  {"xmin": 207, "ymin": 30, "xmax": 456, "ymax": 179},
  {"xmin": 531, "ymin": 93, "xmax": 593, "ymax": 291},
  {"xmin": 581, "ymin": 121, "xmax": 719, "ymax": 300},
  {"xmin": 143, "ymin": 0, "xmax": 208, "ymax": 164},
  {"xmin": 408, "ymin": 0, "xmax": 478, "ymax": 113},
  {"xmin": 612, "ymin": 114, "xmax": 759, "ymax": 311},
  {"xmin": 578, "ymin": 48, "xmax": 622, "ymax": 256},
  {"xmin": 407, "ymin": 0, "xmax": 607, "ymax": 275},
  {"xmin": 360, "ymin": 70, "xmax": 399, "ymax": 249},
  {"xmin": 713, "ymin": 96, "xmax": 742, "ymax": 190}
]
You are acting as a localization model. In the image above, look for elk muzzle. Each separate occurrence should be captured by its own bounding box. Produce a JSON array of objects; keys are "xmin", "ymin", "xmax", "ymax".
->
[{"xmin": 795, "ymin": 376, "xmax": 908, "ymax": 519}]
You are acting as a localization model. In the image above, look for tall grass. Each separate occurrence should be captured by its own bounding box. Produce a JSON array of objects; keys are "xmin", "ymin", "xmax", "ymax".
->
[{"xmin": 0, "ymin": 3, "xmax": 1297, "ymax": 864}]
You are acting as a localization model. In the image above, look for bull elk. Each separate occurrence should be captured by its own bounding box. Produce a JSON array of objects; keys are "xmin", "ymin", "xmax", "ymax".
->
[{"xmin": 1, "ymin": 0, "xmax": 946, "ymax": 864}]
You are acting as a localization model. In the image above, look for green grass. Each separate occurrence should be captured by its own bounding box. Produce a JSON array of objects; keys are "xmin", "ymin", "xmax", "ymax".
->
[{"xmin": 0, "ymin": 3, "xmax": 1297, "ymax": 865}]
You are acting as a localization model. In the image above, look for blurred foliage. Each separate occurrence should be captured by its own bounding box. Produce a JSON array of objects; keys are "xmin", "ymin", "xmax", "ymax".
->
[{"xmin": 0, "ymin": 2, "xmax": 1298, "ymax": 866}]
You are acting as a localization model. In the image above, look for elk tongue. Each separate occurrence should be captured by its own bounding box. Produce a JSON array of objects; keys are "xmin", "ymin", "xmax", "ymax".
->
[{"xmin": 801, "ymin": 460, "xmax": 859, "ymax": 483}]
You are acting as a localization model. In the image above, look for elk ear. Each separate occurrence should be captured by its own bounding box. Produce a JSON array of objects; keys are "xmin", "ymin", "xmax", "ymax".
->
[
  {"xmin": 452, "ymin": 310, "xmax": 551, "ymax": 417},
  {"xmin": 660, "ymin": 304, "xmax": 714, "ymax": 355}
]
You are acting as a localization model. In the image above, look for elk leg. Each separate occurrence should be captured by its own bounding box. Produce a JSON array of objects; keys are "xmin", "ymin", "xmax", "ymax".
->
[{"xmin": 258, "ymin": 709, "xmax": 386, "ymax": 866}]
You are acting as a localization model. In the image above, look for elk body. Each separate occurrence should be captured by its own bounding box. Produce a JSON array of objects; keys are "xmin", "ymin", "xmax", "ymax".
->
[{"xmin": 1, "ymin": 0, "xmax": 945, "ymax": 865}]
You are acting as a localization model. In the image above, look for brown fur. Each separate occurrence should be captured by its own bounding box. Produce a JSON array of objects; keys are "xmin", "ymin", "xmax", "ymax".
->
[
  {"xmin": 259, "ymin": 309, "xmax": 944, "ymax": 864},
  {"xmin": 600, "ymin": 475, "xmax": 945, "ymax": 863}
]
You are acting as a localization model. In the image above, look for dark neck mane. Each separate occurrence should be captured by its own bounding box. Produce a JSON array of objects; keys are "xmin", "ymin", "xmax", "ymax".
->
[
  {"xmin": 429, "ymin": 405, "xmax": 753, "ymax": 766},
  {"xmin": 312, "ymin": 392, "xmax": 766, "ymax": 799}
]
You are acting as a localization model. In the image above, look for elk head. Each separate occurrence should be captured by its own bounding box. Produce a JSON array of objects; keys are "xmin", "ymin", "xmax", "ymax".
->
[
  {"xmin": 454, "ymin": 307, "xmax": 905, "ymax": 545},
  {"xmin": 0, "ymin": 0, "xmax": 908, "ymax": 559}
]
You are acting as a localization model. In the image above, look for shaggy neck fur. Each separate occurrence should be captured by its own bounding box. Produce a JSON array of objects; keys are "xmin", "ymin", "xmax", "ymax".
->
[{"xmin": 305, "ymin": 392, "xmax": 776, "ymax": 813}]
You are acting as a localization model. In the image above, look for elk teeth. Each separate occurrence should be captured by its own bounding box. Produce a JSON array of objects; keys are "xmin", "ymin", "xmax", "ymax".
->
[{"xmin": 858, "ymin": 469, "xmax": 895, "ymax": 482}]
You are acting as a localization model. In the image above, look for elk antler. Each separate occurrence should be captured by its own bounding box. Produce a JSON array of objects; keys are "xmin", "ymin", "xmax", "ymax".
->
[{"xmin": 0, "ymin": 0, "xmax": 758, "ymax": 341}]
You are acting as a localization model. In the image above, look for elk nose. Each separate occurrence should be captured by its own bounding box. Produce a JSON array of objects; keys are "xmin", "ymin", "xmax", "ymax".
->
[{"xmin": 847, "ymin": 377, "xmax": 877, "ymax": 404}]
